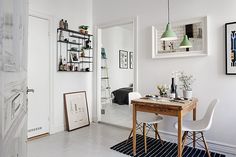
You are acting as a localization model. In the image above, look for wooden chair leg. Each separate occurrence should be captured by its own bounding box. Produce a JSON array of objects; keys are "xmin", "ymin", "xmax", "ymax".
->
[
  {"xmin": 126, "ymin": 129, "xmax": 133, "ymax": 144},
  {"xmin": 143, "ymin": 123, "xmax": 147, "ymax": 153},
  {"xmin": 201, "ymin": 132, "xmax": 211, "ymax": 157},
  {"xmin": 182, "ymin": 131, "xmax": 188, "ymax": 150},
  {"xmin": 153, "ymin": 124, "xmax": 158, "ymax": 139}
]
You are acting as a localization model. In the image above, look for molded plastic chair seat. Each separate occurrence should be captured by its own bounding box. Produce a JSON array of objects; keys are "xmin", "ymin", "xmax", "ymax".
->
[
  {"xmin": 127, "ymin": 92, "xmax": 164, "ymax": 153},
  {"xmin": 174, "ymin": 99, "xmax": 219, "ymax": 157},
  {"xmin": 137, "ymin": 112, "xmax": 163, "ymax": 124}
]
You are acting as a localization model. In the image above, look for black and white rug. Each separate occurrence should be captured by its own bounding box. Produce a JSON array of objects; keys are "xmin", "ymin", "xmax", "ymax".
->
[{"xmin": 110, "ymin": 134, "xmax": 226, "ymax": 157}]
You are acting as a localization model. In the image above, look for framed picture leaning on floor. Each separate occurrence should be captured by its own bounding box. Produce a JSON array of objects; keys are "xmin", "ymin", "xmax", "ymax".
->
[{"xmin": 64, "ymin": 91, "xmax": 90, "ymax": 131}]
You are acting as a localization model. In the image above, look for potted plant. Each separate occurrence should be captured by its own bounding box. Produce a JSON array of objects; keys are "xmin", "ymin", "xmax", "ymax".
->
[
  {"xmin": 178, "ymin": 72, "xmax": 195, "ymax": 99},
  {"xmin": 79, "ymin": 25, "xmax": 89, "ymax": 34},
  {"xmin": 157, "ymin": 84, "xmax": 169, "ymax": 97}
]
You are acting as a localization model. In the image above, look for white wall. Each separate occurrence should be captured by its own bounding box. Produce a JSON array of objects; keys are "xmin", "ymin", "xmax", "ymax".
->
[
  {"xmin": 29, "ymin": 0, "xmax": 93, "ymax": 133},
  {"xmin": 93, "ymin": 0, "xmax": 236, "ymax": 153},
  {"xmin": 102, "ymin": 25, "xmax": 134, "ymax": 92}
]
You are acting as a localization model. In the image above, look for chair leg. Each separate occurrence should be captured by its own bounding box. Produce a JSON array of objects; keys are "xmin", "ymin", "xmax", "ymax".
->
[
  {"xmin": 200, "ymin": 132, "xmax": 211, "ymax": 157},
  {"xmin": 126, "ymin": 129, "xmax": 133, "ymax": 144},
  {"xmin": 153, "ymin": 123, "xmax": 163, "ymax": 145},
  {"xmin": 182, "ymin": 131, "xmax": 188, "ymax": 150},
  {"xmin": 143, "ymin": 123, "xmax": 147, "ymax": 153},
  {"xmin": 153, "ymin": 124, "xmax": 158, "ymax": 139}
]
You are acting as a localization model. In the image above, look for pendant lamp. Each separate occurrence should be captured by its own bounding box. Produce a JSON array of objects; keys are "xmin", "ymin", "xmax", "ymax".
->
[
  {"xmin": 161, "ymin": 0, "xmax": 177, "ymax": 41},
  {"xmin": 179, "ymin": 35, "xmax": 192, "ymax": 48}
]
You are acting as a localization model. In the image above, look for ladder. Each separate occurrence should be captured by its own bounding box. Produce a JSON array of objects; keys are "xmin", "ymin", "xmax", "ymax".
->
[{"xmin": 101, "ymin": 48, "xmax": 112, "ymax": 106}]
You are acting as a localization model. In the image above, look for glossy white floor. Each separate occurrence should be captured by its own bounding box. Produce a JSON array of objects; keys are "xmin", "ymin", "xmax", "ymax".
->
[
  {"xmin": 101, "ymin": 103, "xmax": 132, "ymax": 128},
  {"xmin": 28, "ymin": 123, "xmax": 130, "ymax": 157}
]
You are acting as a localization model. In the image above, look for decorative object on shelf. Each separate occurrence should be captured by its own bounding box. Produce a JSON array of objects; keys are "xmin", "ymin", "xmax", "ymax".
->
[
  {"xmin": 101, "ymin": 48, "xmax": 107, "ymax": 59},
  {"xmin": 152, "ymin": 16, "xmax": 208, "ymax": 59},
  {"xmin": 79, "ymin": 25, "xmax": 89, "ymax": 34},
  {"xmin": 119, "ymin": 50, "xmax": 128, "ymax": 69},
  {"xmin": 157, "ymin": 84, "xmax": 169, "ymax": 97},
  {"xmin": 57, "ymin": 28, "xmax": 93, "ymax": 72},
  {"xmin": 161, "ymin": 0, "xmax": 177, "ymax": 41},
  {"xmin": 64, "ymin": 91, "xmax": 90, "ymax": 131},
  {"xmin": 178, "ymin": 72, "xmax": 195, "ymax": 99},
  {"xmin": 225, "ymin": 22, "xmax": 236, "ymax": 75},
  {"xmin": 129, "ymin": 52, "xmax": 133, "ymax": 69},
  {"xmin": 64, "ymin": 20, "xmax": 68, "ymax": 29},
  {"xmin": 70, "ymin": 52, "xmax": 79, "ymax": 63},
  {"xmin": 179, "ymin": 35, "xmax": 192, "ymax": 48},
  {"xmin": 59, "ymin": 19, "xmax": 64, "ymax": 29}
]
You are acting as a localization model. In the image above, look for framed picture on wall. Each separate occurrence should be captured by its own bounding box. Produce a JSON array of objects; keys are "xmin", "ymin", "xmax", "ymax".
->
[
  {"xmin": 225, "ymin": 22, "xmax": 236, "ymax": 75},
  {"xmin": 64, "ymin": 91, "xmax": 90, "ymax": 131},
  {"xmin": 129, "ymin": 52, "xmax": 133, "ymax": 69},
  {"xmin": 70, "ymin": 52, "xmax": 79, "ymax": 63},
  {"xmin": 119, "ymin": 50, "xmax": 128, "ymax": 69}
]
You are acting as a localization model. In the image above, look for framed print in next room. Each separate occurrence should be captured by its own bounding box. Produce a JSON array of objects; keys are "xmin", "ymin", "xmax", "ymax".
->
[
  {"xmin": 64, "ymin": 91, "xmax": 90, "ymax": 131},
  {"xmin": 129, "ymin": 52, "xmax": 133, "ymax": 69},
  {"xmin": 119, "ymin": 50, "xmax": 128, "ymax": 69},
  {"xmin": 225, "ymin": 22, "xmax": 236, "ymax": 75}
]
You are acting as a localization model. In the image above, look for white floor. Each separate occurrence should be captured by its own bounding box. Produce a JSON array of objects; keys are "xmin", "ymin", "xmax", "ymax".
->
[
  {"xmin": 28, "ymin": 123, "xmax": 130, "ymax": 157},
  {"xmin": 28, "ymin": 123, "xmax": 235, "ymax": 157},
  {"xmin": 101, "ymin": 103, "xmax": 132, "ymax": 128}
]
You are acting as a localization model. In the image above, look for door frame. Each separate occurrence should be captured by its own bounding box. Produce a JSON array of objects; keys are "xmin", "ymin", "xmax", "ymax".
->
[
  {"xmin": 28, "ymin": 9, "xmax": 54, "ymax": 135},
  {"xmin": 93, "ymin": 17, "xmax": 139, "ymax": 122}
]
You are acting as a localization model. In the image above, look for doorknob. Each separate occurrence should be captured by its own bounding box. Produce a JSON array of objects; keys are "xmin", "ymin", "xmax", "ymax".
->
[{"xmin": 27, "ymin": 87, "xmax": 34, "ymax": 94}]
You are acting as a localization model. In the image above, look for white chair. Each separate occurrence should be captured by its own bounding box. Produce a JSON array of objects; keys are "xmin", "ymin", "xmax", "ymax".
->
[
  {"xmin": 174, "ymin": 99, "xmax": 219, "ymax": 157},
  {"xmin": 127, "ymin": 92, "xmax": 163, "ymax": 153}
]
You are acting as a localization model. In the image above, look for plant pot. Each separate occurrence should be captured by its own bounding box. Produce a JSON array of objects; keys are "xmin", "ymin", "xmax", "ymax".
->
[{"xmin": 183, "ymin": 90, "xmax": 192, "ymax": 99}]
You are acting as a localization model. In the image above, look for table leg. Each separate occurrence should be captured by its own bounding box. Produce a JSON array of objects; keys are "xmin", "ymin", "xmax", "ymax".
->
[
  {"xmin": 133, "ymin": 104, "xmax": 137, "ymax": 156},
  {"xmin": 178, "ymin": 111, "xmax": 183, "ymax": 157},
  {"xmin": 193, "ymin": 107, "xmax": 196, "ymax": 148}
]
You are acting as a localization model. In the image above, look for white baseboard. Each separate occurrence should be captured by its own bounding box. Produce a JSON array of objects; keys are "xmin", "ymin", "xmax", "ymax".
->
[{"xmin": 158, "ymin": 130, "xmax": 236, "ymax": 156}]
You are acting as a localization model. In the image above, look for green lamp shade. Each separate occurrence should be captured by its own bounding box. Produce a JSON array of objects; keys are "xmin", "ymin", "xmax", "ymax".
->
[
  {"xmin": 179, "ymin": 35, "xmax": 192, "ymax": 48},
  {"xmin": 161, "ymin": 23, "xmax": 177, "ymax": 41}
]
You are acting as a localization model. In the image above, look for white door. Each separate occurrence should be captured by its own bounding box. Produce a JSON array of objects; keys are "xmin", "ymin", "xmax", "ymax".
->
[{"xmin": 27, "ymin": 15, "xmax": 50, "ymax": 138}]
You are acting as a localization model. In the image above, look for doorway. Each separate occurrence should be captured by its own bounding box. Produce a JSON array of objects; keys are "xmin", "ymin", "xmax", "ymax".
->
[
  {"xmin": 27, "ymin": 14, "xmax": 50, "ymax": 138},
  {"xmin": 95, "ymin": 17, "xmax": 138, "ymax": 128}
]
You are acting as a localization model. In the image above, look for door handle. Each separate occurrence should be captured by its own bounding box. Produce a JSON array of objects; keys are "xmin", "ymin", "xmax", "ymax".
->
[{"xmin": 27, "ymin": 88, "xmax": 34, "ymax": 94}]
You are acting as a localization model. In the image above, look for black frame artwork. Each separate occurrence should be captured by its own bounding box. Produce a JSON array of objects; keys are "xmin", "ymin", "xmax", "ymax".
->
[
  {"xmin": 225, "ymin": 22, "xmax": 236, "ymax": 75},
  {"xmin": 129, "ymin": 52, "xmax": 133, "ymax": 69},
  {"xmin": 119, "ymin": 50, "xmax": 128, "ymax": 69}
]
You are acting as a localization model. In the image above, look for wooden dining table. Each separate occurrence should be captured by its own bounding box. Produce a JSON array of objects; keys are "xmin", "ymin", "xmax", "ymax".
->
[{"xmin": 131, "ymin": 97, "xmax": 198, "ymax": 157}]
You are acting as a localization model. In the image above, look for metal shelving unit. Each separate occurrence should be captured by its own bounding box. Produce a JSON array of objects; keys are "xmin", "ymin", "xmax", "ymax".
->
[{"xmin": 57, "ymin": 28, "xmax": 93, "ymax": 72}]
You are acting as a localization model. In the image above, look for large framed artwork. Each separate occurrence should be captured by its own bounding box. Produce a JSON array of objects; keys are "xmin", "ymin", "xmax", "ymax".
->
[
  {"xmin": 119, "ymin": 50, "xmax": 128, "ymax": 69},
  {"xmin": 225, "ymin": 22, "xmax": 236, "ymax": 75},
  {"xmin": 64, "ymin": 91, "xmax": 90, "ymax": 131}
]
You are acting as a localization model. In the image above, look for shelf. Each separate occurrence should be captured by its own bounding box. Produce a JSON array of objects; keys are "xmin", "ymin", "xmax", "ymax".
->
[
  {"xmin": 67, "ymin": 61, "xmax": 93, "ymax": 64},
  {"xmin": 57, "ymin": 28, "xmax": 93, "ymax": 37},
  {"xmin": 69, "ymin": 34, "xmax": 88, "ymax": 40},
  {"xmin": 80, "ymin": 56, "xmax": 93, "ymax": 59},
  {"xmin": 57, "ymin": 40, "xmax": 82, "ymax": 45},
  {"xmin": 67, "ymin": 49, "xmax": 81, "ymax": 52},
  {"xmin": 57, "ymin": 70, "xmax": 92, "ymax": 72},
  {"xmin": 101, "ymin": 77, "xmax": 109, "ymax": 79}
]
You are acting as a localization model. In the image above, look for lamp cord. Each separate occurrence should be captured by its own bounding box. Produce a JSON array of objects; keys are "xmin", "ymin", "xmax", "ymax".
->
[{"xmin": 168, "ymin": 0, "xmax": 170, "ymax": 23}]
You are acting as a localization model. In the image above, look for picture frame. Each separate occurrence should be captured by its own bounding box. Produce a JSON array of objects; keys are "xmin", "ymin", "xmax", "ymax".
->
[
  {"xmin": 225, "ymin": 22, "xmax": 236, "ymax": 75},
  {"xmin": 70, "ymin": 52, "xmax": 79, "ymax": 63},
  {"xmin": 129, "ymin": 52, "xmax": 133, "ymax": 69},
  {"xmin": 64, "ymin": 91, "xmax": 90, "ymax": 131},
  {"xmin": 119, "ymin": 50, "xmax": 128, "ymax": 69}
]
